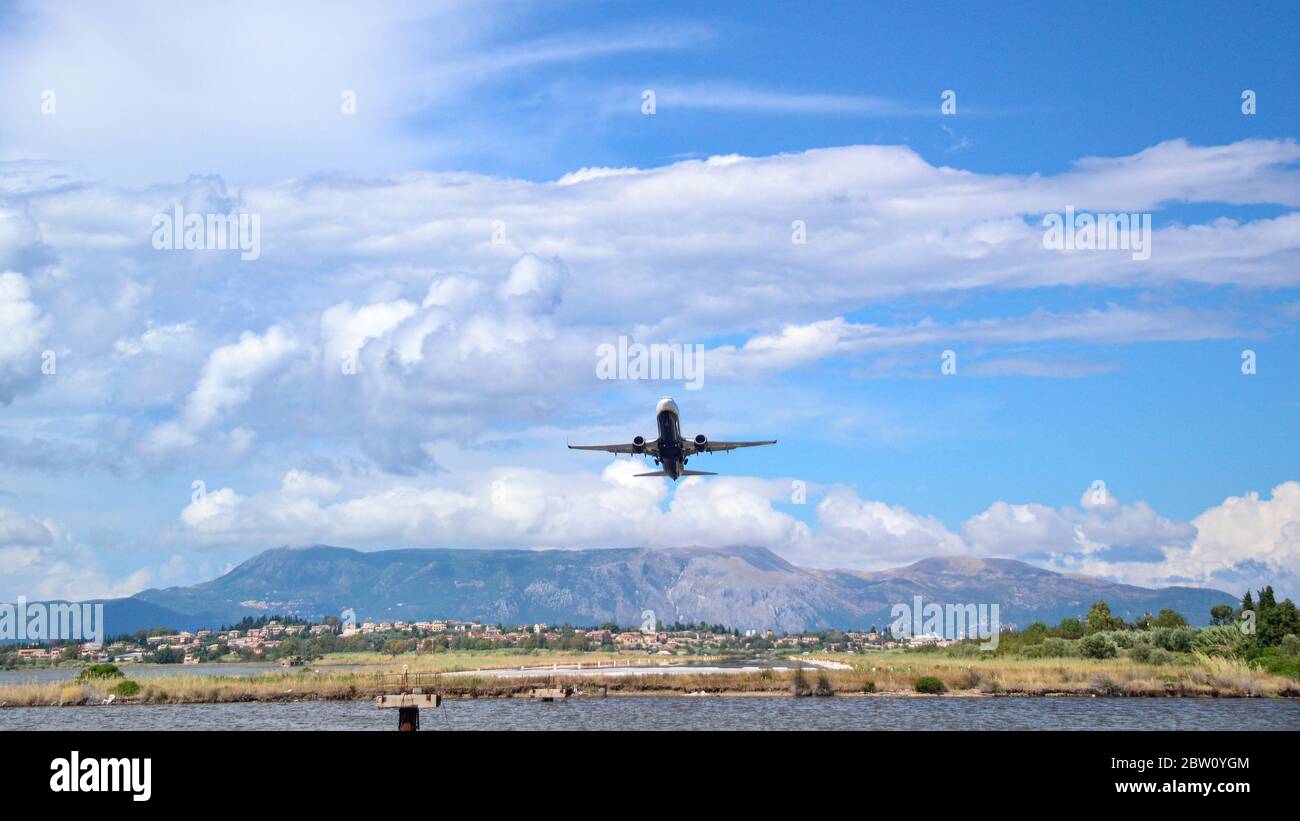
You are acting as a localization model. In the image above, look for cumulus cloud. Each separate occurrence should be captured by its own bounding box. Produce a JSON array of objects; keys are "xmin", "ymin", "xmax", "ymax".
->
[
  {"xmin": 962, "ymin": 501, "xmax": 1077, "ymax": 558},
  {"xmin": 166, "ymin": 472, "xmax": 1299, "ymax": 600},
  {"xmin": 0, "ymin": 505, "xmax": 202, "ymax": 601},
  {"xmin": 962, "ymin": 486, "xmax": 1197, "ymax": 568},
  {"xmin": 955, "ymin": 484, "xmax": 1300, "ymax": 598},
  {"xmin": 2, "ymin": 138, "xmax": 1287, "ymax": 474},
  {"xmin": 174, "ymin": 462, "xmax": 810, "ymax": 552},
  {"xmin": 0, "ymin": 506, "xmax": 55, "ymax": 547},
  {"xmin": 1165, "ymin": 483, "xmax": 1300, "ymax": 596},
  {"xmin": 804, "ymin": 488, "xmax": 967, "ymax": 567},
  {"xmin": 0, "ymin": 271, "xmax": 50, "ymax": 404},
  {"xmin": 0, "ymin": 134, "xmax": 1295, "ymax": 600},
  {"xmin": 143, "ymin": 326, "xmax": 297, "ymax": 455}
]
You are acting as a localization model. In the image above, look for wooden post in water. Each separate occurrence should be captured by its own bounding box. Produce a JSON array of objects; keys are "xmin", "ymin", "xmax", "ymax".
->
[
  {"xmin": 398, "ymin": 705, "xmax": 419, "ymax": 731},
  {"xmin": 377, "ymin": 692, "xmax": 441, "ymax": 730}
]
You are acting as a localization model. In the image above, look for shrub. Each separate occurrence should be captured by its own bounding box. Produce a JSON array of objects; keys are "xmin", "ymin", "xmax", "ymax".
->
[
  {"xmin": 1252, "ymin": 653, "xmax": 1300, "ymax": 680},
  {"xmin": 58, "ymin": 684, "xmax": 89, "ymax": 705},
  {"xmin": 914, "ymin": 675, "xmax": 946, "ymax": 694},
  {"xmin": 791, "ymin": 667, "xmax": 811, "ymax": 697},
  {"xmin": 1040, "ymin": 637, "xmax": 1079, "ymax": 658},
  {"xmin": 1134, "ymin": 645, "xmax": 1173, "ymax": 665},
  {"xmin": 957, "ymin": 668, "xmax": 986, "ymax": 689},
  {"xmin": 109, "ymin": 679, "xmax": 141, "ymax": 697},
  {"xmin": 76, "ymin": 663, "xmax": 123, "ymax": 682},
  {"xmin": 1151, "ymin": 626, "xmax": 1194, "ymax": 653},
  {"xmin": 1281, "ymin": 634, "xmax": 1300, "ymax": 657},
  {"xmin": 1103, "ymin": 630, "xmax": 1137, "ymax": 649},
  {"xmin": 1023, "ymin": 622, "xmax": 1049, "ymax": 642},
  {"xmin": 814, "ymin": 672, "xmax": 835, "ymax": 697},
  {"xmin": 861, "ymin": 679, "xmax": 876, "ymax": 693},
  {"xmin": 1079, "ymin": 633, "xmax": 1118, "ymax": 659},
  {"xmin": 1192, "ymin": 625, "xmax": 1247, "ymax": 658},
  {"xmin": 1148, "ymin": 648, "xmax": 1175, "ymax": 666},
  {"xmin": 1126, "ymin": 629, "xmax": 1155, "ymax": 646},
  {"xmin": 980, "ymin": 678, "xmax": 1005, "ymax": 694}
]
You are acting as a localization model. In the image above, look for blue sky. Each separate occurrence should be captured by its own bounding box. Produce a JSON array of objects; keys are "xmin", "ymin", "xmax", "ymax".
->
[{"xmin": 0, "ymin": 0, "xmax": 1297, "ymax": 603}]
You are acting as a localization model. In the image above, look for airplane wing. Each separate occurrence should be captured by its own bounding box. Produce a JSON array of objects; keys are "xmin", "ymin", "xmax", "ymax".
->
[
  {"xmin": 568, "ymin": 441, "xmax": 658, "ymax": 456},
  {"xmin": 684, "ymin": 439, "xmax": 777, "ymax": 455}
]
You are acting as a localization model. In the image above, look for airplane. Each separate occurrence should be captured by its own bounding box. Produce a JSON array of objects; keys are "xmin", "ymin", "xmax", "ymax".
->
[{"xmin": 568, "ymin": 396, "xmax": 776, "ymax": 480}]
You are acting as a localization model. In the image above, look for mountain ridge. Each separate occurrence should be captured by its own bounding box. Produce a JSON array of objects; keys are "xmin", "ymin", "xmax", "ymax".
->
[{"xmin": 78, "ymin": 544, "xmax": 1238, "ymax": 635}]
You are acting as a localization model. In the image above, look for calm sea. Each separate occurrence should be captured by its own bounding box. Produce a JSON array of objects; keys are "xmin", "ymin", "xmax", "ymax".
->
[{"xmin": 2, "ymin": 696, "xmax": 1296, "ymax": 731}]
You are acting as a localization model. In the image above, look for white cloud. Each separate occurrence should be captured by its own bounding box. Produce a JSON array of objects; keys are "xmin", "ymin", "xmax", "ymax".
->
[
  {"xmin": 0, "ymin": 271, "xmax": 50, "ymax": 404},
  {"xmin": 962, "ymin": 501, "xmax": 1077, "ymax": 557},
  {"xmin": 320, "ymin": 299, "xmax": 418, "ymax": 367},
  {"xmin": 280, "ymin": 470, "xmax": 342, "ymax": 501},
  {"xmin": 174, "ymin": 470, "xmax": 1300, "ymax": 599},
  {"xmin": 804, "ymin": 488, "xmax": 967, "ymax": 567},
  {"xmin": 2, "ymin": 139, "xmax": 1293, "ymax": 474},
  {"xmin": 174, "ymin": 460, "xmax": 810, "ymax": 552},
  {"xmin": 1165, "ymin": 483, "xmax": 1300, "ymax": 595},
  {"xmin": 143, "ymin": 326, "xmax": 298, "ymax": 455},
  {"xmin": 0, "ymin": 134, "xmax": 1295, "ymax": 599},
  {"xmin": 113, "ymin": 322, "xmax": 195, "ymax": 357},
  {"xmin": 706, "ymin": 305, "xmax": 1237, "ymax": 380},
  {"xmin": 0, "ymin": 3, "xmax": 710, "ymax": 185},
  {"xmin": 962, "ymin": 487, "xmax": 1197, "ymax": 569},
  {"xmin": 0, "ymin": 506, "xmax": 55, "ymax": 547},
  {"xmin": 0, "ymin": 505, "xmax": 200, "ymax": 601}
]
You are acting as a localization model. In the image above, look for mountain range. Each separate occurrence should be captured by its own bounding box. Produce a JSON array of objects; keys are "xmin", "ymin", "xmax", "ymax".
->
[{"xmin": 72, "ymin": 544, "xmax": 1239, "ymax": 635}]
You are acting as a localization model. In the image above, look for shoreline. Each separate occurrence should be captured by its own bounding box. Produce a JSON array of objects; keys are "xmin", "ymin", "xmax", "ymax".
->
[
  {"xmin": 5, "ymin": 688, "xmax": 1298, "ymax": 708},
  {"xmin": 2, "ymin": 657, "xmax": 1297, "ymax": 707}
]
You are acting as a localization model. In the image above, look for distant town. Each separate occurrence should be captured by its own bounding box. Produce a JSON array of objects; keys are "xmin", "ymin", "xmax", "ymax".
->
[{"xmin": 0, "ymin": 613, "xmax": 964, "ymax": 668}]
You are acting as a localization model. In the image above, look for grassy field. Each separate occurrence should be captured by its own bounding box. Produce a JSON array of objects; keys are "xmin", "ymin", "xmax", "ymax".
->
[
  {"xmin": 823, "ymin": 649, "xmax": 1299, "ymax": 697},
  {"xmin": 313, "ymin": 649, "xmax": 629, "ymax": 671},
  {"xmin": 1, "ymin": 649, "xmax": 1295, "ymax": 707}
]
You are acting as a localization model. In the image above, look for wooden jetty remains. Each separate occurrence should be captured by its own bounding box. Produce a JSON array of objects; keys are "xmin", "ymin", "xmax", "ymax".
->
[
  {"xmin": 531, "ymin": 687, "xmax": 569, "ymax": 701},
  {"xmin": 376, "ymin": 667, "xmax": 442, "ymax": 730}
]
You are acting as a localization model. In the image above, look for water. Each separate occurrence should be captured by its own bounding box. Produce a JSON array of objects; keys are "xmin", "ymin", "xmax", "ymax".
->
[
  {"xmin": 1, "ymin": 696, "xmax": 1296, "ymax": 730},
  {"xmin": 0, "ymin": 663, "xmax": 380, "ymax": 685}
]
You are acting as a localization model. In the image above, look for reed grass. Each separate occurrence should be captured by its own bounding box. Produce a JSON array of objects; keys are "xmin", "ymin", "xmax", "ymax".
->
[{"xmin": 0, "ymin": 651, "xmax": 1294, "ymax": 708}]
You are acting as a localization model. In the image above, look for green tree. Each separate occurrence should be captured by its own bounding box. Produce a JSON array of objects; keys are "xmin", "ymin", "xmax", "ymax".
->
[
  {"xmin": 77, "ymin": 663, "xmax": 123, "ymax": 681},
  {"xmin": 1085, "ymin": 600, "xmax": 1124, "ymax": 633},
  {"xmin": 1152, "ymin": 608, "xmax": 1187, "ymax": 629},
  {"xmin": 1056, "ymin": 617, "xmax": 1085, "ymax": 639},
  {"xmin": 1210, "ymin": 604, "xmax": 1234, "ymax": 626},
  {"xmin": 152, "ymin": 647, "xmax": 183, "ymax": 664}
]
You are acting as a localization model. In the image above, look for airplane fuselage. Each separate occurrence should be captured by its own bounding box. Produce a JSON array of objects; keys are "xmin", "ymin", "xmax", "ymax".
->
[{"xmin": 654, "ymin": 398, "xmax": 687, "ymax": 479}]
